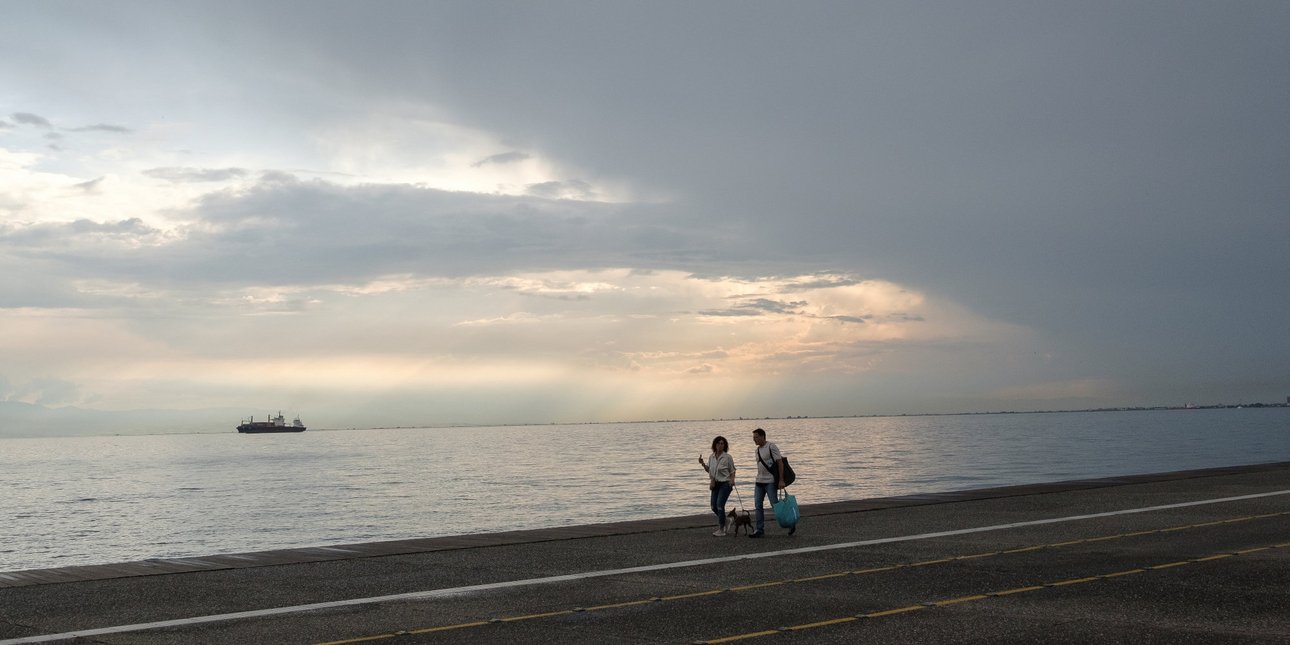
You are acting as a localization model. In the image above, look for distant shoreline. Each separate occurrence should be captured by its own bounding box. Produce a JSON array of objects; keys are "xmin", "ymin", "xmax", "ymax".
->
[
  {"xmin": 3, "ymin": 401, "xmax": 1285, "ymax": 439},
  {"xmin": 354, "ymin": 401, "xmax": 1289, "ymax": 432}
]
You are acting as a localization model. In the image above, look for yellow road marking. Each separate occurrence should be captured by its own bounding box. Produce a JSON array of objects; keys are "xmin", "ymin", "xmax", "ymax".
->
[
  {"xmin": 1098, "ymin": 568, "xmax": 1145, "ymax": 579},
  {"xmin": 702, "ymin": 629, "xmax": 781, "ymax": 643},
  {"xmin": 584, "ymin": 599, "xmax": 655, "ymax": 610},
  {"xmin": 1082, "ymin": 534, "xmax": 1124, "ymax": 543},
  {"xmin": 699, "ymin": 540, "xmax": 1286, "ymax": 642},
  {"xmin": 315, "ymin": 511, "xmax": 1289, "ymax": 644},
  {"xmin": 499, "ymin": 610, "xmax": 574, "ymax": 622},
  {"xmin": 853, "ymin": 564, "xmax": 903, "ymax": 574},
  {"xmin": 1191, "ymin": 553, "xmax": 1235, "ymax": 562},
  {"xmin": 728, "ymin": 581, "xmax": 786, "ymax": 591},
  {"xmin": 1231, "ymin": 546, "xmax": 1270, "ymax": 554},
  {"xmin": 408, "ymin": 620, "xmax": 491, "ymax": 633},
  {"xmin": 793, "ymin": 572, "xmax": 850, "ymax": 582},
  {"xmin": 788, "ymin": 617, "xmax": 858, "ymax": 630},
  {"xmin": 1045, "ymin": 576, "xmax": 1100, "ymax": 587},
  {"xmin": 863, "ymin": 605, "xmax": 927, "ymax": 618},
  {"xmin": 313, "ymin": 634, "xmax": 400, "ymax": 645},
  {"xmin": 1001, "ymin": 545, "xmax": 1044, "ymax": 554},
  {"xmin": 933, "ymin": 594, "xmax": 990, "ymax": 606},
  {"xmin": 1119, "ymin": 529, "xmax": 1161, "ymax": 538},
  {"xmin": 910, "ymin": 557, "xmax": 957, "ymax": 566},
  {"xmin": 1049, "ymin": 539, "xmax": 1087, "ymax": 547},
  {"xmin": 661, "ymin": 589, "xmax": 726, "ymax": 601},
  {"xmin": 987, "ymin": 585, "xmax": 1045, "ymax": 596}
]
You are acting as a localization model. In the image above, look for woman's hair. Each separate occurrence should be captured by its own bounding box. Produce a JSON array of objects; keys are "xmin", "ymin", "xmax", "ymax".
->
[{"xmin": 711, "ymin": 435, "xmax": 729, "ymax": 452}]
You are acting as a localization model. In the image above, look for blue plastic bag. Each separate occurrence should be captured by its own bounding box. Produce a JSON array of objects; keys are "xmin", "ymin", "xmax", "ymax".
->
[{"xmin": 773, "ymin": 492, "xmax": 799, "ymax": 528}]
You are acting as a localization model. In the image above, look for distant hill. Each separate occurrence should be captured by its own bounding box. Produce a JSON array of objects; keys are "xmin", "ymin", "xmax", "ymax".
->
[{"xmin": 0, "ymin": 402, "xmax": 251, "ymax": 438}]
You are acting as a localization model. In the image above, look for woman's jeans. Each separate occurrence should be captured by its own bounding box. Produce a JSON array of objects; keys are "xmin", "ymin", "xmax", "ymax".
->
[
  {"xmin": 754, "ymin": 481, "xmax": 780, "ymax": 533},
  {"xmin": 710, "ymin": 481, "xmax": 732, "ymax": 527}
]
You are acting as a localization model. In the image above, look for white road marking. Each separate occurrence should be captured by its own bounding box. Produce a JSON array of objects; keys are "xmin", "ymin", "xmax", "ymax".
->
[{"xmin": 4, "ymin": 488, "xmax": 1288, "ymax": 644}]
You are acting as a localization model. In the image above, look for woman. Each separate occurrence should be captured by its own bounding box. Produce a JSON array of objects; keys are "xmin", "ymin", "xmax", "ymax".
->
[{"xmin": 698, "ymin": 435, "xmax": 736, "ymax": 536}]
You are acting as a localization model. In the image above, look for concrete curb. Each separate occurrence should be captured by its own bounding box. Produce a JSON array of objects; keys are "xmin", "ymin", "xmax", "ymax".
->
[{"xmin": 4, "ymin": 460, "xmax": 1287, "ymax": 589}]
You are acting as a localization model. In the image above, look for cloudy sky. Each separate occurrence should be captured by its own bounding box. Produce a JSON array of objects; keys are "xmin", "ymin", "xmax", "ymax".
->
[{"xmin": 2, "ymin": 2, "xmax": 1287, "ymax": 431}]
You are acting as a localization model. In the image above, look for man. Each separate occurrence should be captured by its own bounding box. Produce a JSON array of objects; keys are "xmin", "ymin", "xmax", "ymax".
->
[{"xmin": 750, "ymin": 427, "xmax": 794, "ymax": 537}]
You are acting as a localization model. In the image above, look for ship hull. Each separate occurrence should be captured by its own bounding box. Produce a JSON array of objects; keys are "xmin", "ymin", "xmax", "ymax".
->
[
  {"xmin": 237, "ymin": 425, "xmax": 307, "ymax": 433},
  {"xmin": 236, "ymin": 411, "xmax": 307, "ymax": 433}
]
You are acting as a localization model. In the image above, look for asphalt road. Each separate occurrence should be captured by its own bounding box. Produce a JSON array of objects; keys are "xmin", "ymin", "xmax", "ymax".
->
[{"xmin": 2, "ymin": 463, "xmax": 1288, "ymax": 644}]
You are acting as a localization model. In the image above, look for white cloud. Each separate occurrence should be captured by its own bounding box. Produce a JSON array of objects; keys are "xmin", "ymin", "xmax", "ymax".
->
[
  {"xmin": 0, "ymin": 259, "xmax": 1038, "ymax": 423},
  {"xmin": 3, "ymin": 2, "xmax": 1288, "ymax": 429}
]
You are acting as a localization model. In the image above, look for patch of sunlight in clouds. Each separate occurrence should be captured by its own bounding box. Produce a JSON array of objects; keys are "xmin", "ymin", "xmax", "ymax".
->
[
  {"xmin": 310, "ymin": 107, "xmax": 632, "ymax": 201},
  {"xmin": 383, "ymin": 268, "xmax": 1023, "ymax": 381},
  {"xmin": 0, "ymin": 309, "xmax": 183, "ymax": 405},
  {"xmin": 160, "ymin": 356, "xmax": 568, "ymax": 391},
  {"xmin": 2, "ymin": 133, "xmax": 253, "ymax": 233},
  {"xmin": 2, "ymin": 267, "xmax": 1032, "ymax": 421},
  {"xmin": 2, "ymin": 101, "xmax": 630, "ymax": 253}
]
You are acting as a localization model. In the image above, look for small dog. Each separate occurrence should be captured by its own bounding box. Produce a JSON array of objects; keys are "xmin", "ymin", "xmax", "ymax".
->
[{"xmin": 727, "ymin": 509, "xmax": 753, "ymax": 536}]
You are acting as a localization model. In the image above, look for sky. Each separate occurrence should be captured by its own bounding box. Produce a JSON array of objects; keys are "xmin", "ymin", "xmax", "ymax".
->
[{"xmin": 2, "ymin": 2, "xmax": 1288, "ymax": 433}]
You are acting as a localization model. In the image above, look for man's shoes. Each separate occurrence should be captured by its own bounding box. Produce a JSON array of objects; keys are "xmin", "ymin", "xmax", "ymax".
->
[
  {"xmin": 712, "ymin": 528, "xmax": 726, "ymax": 537},
  {"xmin": 788, "ymin": 525, "xmax": 796, "ymax": 535},
  {"xmin": 748, "ymin": 531, "xmax": 764, "ymax": 538}
]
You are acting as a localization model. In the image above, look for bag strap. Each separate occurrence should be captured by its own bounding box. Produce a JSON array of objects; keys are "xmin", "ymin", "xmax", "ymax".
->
[{"xmin": 757, "ymin": 446, "xmax": 775, "ymax": 474}]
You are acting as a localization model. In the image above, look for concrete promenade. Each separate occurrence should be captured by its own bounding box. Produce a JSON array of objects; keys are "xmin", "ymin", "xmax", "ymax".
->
[{"xmin": 2, "ymin": 462, "xmax": 1289, "ymax": 644}]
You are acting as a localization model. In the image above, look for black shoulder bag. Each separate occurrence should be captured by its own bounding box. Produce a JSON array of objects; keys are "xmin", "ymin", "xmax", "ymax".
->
[{"xmin": 758, "ymin": 447, "xmax": 796, "ymax": 487}]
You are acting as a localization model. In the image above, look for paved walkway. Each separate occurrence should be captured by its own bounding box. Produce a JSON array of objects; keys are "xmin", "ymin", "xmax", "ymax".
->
[{"xmin": 2, "ymin": 462, "xmax": 1288, "ymax": 643}]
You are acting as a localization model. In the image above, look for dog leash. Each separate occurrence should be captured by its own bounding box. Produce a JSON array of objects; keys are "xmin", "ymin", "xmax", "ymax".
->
[{"xmin": 732, "ymin": 481, "xmax": 748, "ymax": 513}]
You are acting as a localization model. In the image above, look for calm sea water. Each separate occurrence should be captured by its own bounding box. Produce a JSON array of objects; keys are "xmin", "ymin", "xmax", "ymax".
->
[{"xmin": 2, "ymin": 408, "xmax": 1287, "ymax": 572}]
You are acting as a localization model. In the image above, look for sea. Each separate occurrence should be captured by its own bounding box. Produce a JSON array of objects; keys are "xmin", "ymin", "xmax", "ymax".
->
[{"xmin": 2, "ymin": 408, "xmax": 1287, "ymax": 573}]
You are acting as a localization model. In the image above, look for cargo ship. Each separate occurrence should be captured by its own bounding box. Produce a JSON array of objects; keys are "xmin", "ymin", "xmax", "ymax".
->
[{"xmin": 236, "ymin": 412, "xmax": 306, "ymax": 433}]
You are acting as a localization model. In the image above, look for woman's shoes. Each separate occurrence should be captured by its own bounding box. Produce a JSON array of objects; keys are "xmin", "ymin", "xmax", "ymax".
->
[{"xmin": 712, "ymin": 528, "xmax": 727, "ymax": 536}]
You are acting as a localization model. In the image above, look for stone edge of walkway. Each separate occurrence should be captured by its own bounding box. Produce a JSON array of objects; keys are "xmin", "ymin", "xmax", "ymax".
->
[{"xmin": 4, "ymin": 460, "xmax": 1287, "ymax": 589}]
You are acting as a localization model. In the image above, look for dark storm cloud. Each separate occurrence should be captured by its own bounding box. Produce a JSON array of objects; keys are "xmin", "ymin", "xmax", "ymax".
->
[
  {"xmin": 779, "ymin": 276, "xmax": 864, "ymax": 292},
  {"xmin": 3, "ymin": 2, "xmax": 1288, "ymax": 408},
  {"xmin": 143, "ymin": 177, "xmax": 735, "ymax": 287},
  {"xmin": 699, "ymin": 298, "xmax": 808, "ymax": 318},
  {"xmin": 696, "ymin": 308, "xmax": 760, "ymax": 318},
  {"xmin": 525, "ymin": 180, "xmax": 595, "ymax": 200},
  {"xmin": 828, "ymin": 316, "xmax": 869, "ymax": 325},
  {"xmin": 377, "ymin": 1, "xmax": 1285, "ymax": 401},
  {"xmin": 259, "ymin": 170, "xmax": 298, "ymax": 183},
  {"xmin": 67, "ymin": 123, "xmax": 132, "ymax": 133},
  {"xmin": 0, "ymin": 174, "xmax": 748, "ymax": 304},
  {"xmin": 10, "ymin": 112, "xmax": 52, "ymax": 127},
  {"xmin": 143, "ymin": 167, "xmax": 251, "ymax": 183},
  {"xmin": 697, "ymin": 300, "xmax": 892, "ymax": 325},
  {"xmin": 886, "ymin": 313, "xmax": 924, "ymax": 323},
  {"xmin": 471, "ymin": 151, "xmax": 530, "ymax": 167},
  {"xmin": 744, "ymin": 299, "xmax": 807, "ymax": 314},
  {"xmin": 0, "ymin": 218, "xmax": 167, "ymax": 309},
  {"xmin": 1, "ymin": 218, "xmax": 161, "ymax": 247},
  {"xmin": 73, "ymin": 177, "xmax": 106, "ymax": 192}
]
